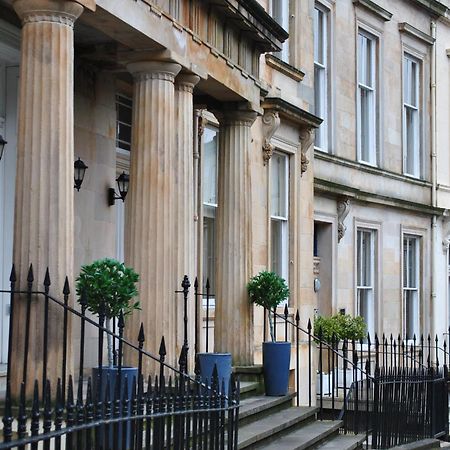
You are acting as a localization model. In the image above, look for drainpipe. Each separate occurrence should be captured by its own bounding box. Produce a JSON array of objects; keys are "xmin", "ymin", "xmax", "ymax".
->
[{"xmin": 430, "ymin": 19, "xmax": 437, "ymax": 338}]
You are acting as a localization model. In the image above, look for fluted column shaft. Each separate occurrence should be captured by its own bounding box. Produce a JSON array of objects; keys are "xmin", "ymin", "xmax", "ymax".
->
[
  {"xmin": 174, "ymin": 75, "xmax": 199, "ymax": 366},
  {"xmin": 214, "ymin": 111, "xmax": 257, "ymax": 365},
  {"xmin": 125, "ymin": 61, "xmax": 181, "ymax": 370},
  {"xmin": 11, "ymin": 0, "xmax": 83, "ymax": 396}
]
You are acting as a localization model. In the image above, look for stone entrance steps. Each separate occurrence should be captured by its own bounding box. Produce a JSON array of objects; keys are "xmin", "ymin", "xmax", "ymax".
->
[{"xmin": 237, "ymin": 382, "xmax": 365, "ymax": 450}]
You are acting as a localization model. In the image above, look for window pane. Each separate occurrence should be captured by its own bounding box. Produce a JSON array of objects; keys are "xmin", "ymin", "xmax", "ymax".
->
[
  {"xmin": 203, "ymin": 127, "xmax": 218, "ymax": 205},
  {"xmin": 357, "ymin": 230, "xmax": 373, "ymax": 287},
  {"xmin": 405, "ymin": 107, "xmax": 419, "ymax": 176},
  {"xmin": 203, "ymin": 216, "xmax": 216, "ymax": 292},
  {"xmin": 358, "ymin": 34, "xmax": 373, "ymax": 88},
  {"xmin": 271, "ymin": 219, "xmax": 283, "ymax": 277},
  {"xmin": 404, "ymin": 290, "xmax": 418, "ymax": 338},
  {"xmin": 271, "ymin": 153, "xmax": 287, "ymax": 218},
  {"xmin": 404, "ymin": 57, "xmax": 418, "ymax": 107},
  {"xmin": 116, "ymin": 95, "xmax": 133, "ymax": 151},
  {"xmin": 359, "ymin": 87, "xmax": 375, "ymax": 163},
  {"xmin": 314, "ymin": 7, "xmax": 325, "ymax": 65},
  {"xmin": 314, "ymin": 65, "xmax": 327, "ymax": 150},
  {"xmin": 358, "ymin": 288, "xmax": 374, "ymax": 336}
]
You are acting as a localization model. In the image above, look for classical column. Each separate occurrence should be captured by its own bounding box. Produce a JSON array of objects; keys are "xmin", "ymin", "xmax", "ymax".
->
[
  {"xmin": 174, "ymin": 74, "xmax": 199, "ymax": 368},
  {"xmin": 125, "ymin": 61, "xmax": 181, "ymax": 371},
  {"xmin": 214, "ymin": 110, "xmax": 257, "ymax": 365},
  {"xmin": 10, "ymin": 0, "xmax": 83, "ymax": 396}
]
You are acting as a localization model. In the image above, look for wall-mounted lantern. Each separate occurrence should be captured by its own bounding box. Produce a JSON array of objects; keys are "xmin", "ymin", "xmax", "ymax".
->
[
  {"xmin": 108, "ymin": 171, "xmax": 129, "ymax": 206},
  {"xmin": 74, "ymin": 158, "xmax": 88, "ymax": 191},
  {"xmin": 0, "ymin": 135, "xmax": 7, "ymax": 161}
]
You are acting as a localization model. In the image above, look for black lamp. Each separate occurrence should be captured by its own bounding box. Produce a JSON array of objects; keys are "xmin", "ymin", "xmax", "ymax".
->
[
  {"xmin": 0, "ymin": 135, "xmax": 7, "ymax": 161},
  {"xmin": 108, "ymin": 171, "xmax": 129, "ymax": 206},
  {"xmin": 74, "ymin": 157, "xmax": 88, "ymax": 191}
]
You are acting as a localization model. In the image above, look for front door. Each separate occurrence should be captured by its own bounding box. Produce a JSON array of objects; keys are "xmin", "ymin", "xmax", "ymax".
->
[{"xmin": 0, "ymin": 65, "xmax": 19, "ymax": 364}]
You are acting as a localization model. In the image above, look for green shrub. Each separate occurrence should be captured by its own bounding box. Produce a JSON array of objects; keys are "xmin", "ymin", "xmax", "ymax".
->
[{"xmin": 314, "ymin": 314, "xmax": 366, "ymax": 343}]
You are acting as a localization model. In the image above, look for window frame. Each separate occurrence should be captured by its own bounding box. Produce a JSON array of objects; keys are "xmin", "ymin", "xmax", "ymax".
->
[
  {"xmin": 402, "ymin": 53, "xmax": 422, "ymax": 179},
  {"xmin": 402, "ymin": 234, "xmax": 421, "ymax": 339},
  {"xmin": 270, "ymin": 0, "xmax": 289, "ymax": 63},
  {"xmin": 115, "ymin": 94, "xmax": 133, "ymax": 154},
  {"xmin": 356, "ymin": 227, "xmax": 377, "ymax": 337},
  {"xmin": 356, "ymin": 29, "xmax": 378, "ymax": 166},
  {"xmin": 314, "ymin": 2, "xmax": 330, "ymax": 153},
  {"xmin": 270, "ymin": 151, "xmax": 290, "ymax": 292}
]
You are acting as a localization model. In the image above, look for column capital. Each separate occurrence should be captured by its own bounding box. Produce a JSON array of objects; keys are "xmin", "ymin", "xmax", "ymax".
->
[
  {"xmin": 127, "ymin": 61, "xmax": 182, "ymax": 83},
  {"xmin": 13, "ymin": 0, "xmax": 83, "ymax": 26},
  {"xmin": 175, "ymin": 74, "xmax": 200, "ymax": 93},
  {"xmin": 215, "ymin": 109, "xmax": 258, "ymax": 127}
]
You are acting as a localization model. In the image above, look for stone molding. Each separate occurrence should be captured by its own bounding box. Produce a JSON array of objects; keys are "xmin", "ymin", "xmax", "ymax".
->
[
  {"xmin": 337, "ymin": 197, "xmax": 351, "ymax": 243},
  {"xmin": 175, "ymin": 74, "xmax": 200, "ymax": 93},
  {"xmin": 353, "ymin": 0, "xmax": 393, "ymax": 21},
  {"xmin": 127, "ymin": 61, "xmax": 182, "ymax": 82},
  {"xmin": 216, "ymin": 110, "xmax": 258, "ymax": 127},
  {"xmin": 299, "ymin": 128, "xmax": 315, "ymax": 175},
  {"xmin": 261, "ymin": 110, "xmax": 280, "ymax": 165},
  {"xmin": 13, "ymin": 0, "xmax": 83, "ymax": 26},
  {"xmin": 398, "ymin": 22, "xmax": 435, "ymax": 46}
]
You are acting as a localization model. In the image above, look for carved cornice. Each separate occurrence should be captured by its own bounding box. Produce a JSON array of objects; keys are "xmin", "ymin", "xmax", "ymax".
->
[
  {"xmin": 398, "ymin": 22, "xmax": 435, "ymax": 46},
  {"xmin": 353, "ymin": 0, "xmax": 393, "ymax": 21},
  {"xmin": 261, "ymin": 111, "xmax": 280, "ymax": 165},
  {"xmin": 299, "ymin": 128, "xmax": 315, "ymax": 176},
  {"xmin": 337, "ymin": 197, "xmax": 351, "ymax": 243}
]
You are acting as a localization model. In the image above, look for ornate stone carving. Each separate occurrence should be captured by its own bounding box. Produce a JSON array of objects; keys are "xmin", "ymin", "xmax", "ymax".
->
[
  {"xmin": 261, "ymin": 111, "xmax": 280, "ymax": 165},
  {"xmin": 337, "ymin": 197, "xmax": 351, "ymax": 243},
  {"xmin": 299, "ymin": 128, "xmax": 315, "ymax": 175}
]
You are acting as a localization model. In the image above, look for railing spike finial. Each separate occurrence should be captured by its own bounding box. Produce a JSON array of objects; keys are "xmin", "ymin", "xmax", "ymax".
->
[
  {"xmin": 284, "ymin": 304, "xmax": 288, "ymax": 318},
  {"xmin": 9, "ymin": 264, "xmax": 16, "ymax": 283},
  {"xmin": 295, "ymin": 309, "xmax": 300, "ymax": 323},
  {"xmin": 43, "ymin": 267, "xmax": 51, "ymax": 288},
  {"xmin": 80, "ymin": 290, "xmax": 88, "ymax": 309},
  {"xmin": 138, "ymin": 323, "xmax": 145, "ymax": 344},
  {"xmin": 32, "ymin": 379, "xmax": 40, "ymax": 411},
  {"xmin": 63, "ymin": 276, "xmax": 70, "ymax": 295},
  {"xmin": 182, "ymin": 274, "xmax": 191, "ymax": 291},
  {"xmin": 194, "ymin": 276, "xmax": 199, "ymax": 289},
  {"xmin": 307, "ymin": 318, "xmax": 312, "ymax": 331},
  {"xmin": 27, "ymin": 264, "xmax": 34, "ymax": 283},
  {"xmin": 206, "ymin": 277, "xmax": 210, "ymax": 290},
  {"xmin": 159, "ymin": 336, "xmax": 167, "ymax": 358},
  {"xmin": 367, "ymin": 333, "xmax": 371, "ymax": 346}
]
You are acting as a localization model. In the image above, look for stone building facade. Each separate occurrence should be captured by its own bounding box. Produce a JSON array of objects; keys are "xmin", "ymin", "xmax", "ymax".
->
[{"xmin": 0, "ymin": 0, "xmax": 448, "ymax": 401}]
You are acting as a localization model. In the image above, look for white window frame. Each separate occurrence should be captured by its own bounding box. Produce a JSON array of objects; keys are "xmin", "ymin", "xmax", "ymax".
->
[
  {"xmin": 270, "ymin": 151, "xmax": 289, "ymax": 291},
  {"xmin": 402, "ymin": 235, "xmax": 420, "ymax": 339},
  {"xmin": 271, "ymin": 0, "xmax": 289, "ymax": 63},
  {"xmin": 115, "ymin": 94, "xmax": 133, "ymax": 154},
  {"xmin": 314, "ymin": 3, "xmax": 329, "ymax": 152},
  {"xmin": 357, "ymin": 30, "xmax": 377, "ymax": 166},
  {"xmin": 402, "ymin": 53, "xmax": 421, "ymax": 178},
  {"xmin": 201, "ymin": 124, "xmax": 219, "ymax": 307},
  {"xmin": 356, "ymin": 228, "xmax": 376, "ymax": 337}
]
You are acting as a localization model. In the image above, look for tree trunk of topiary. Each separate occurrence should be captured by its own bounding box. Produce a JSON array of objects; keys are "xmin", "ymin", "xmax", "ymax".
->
[
  {"xmin": 268, "ymin": 309, "xmax": 275, "ymax": 342},
  {"xmin": 106, "ymin": 317, "xmax": 114, "ymax": 368}
]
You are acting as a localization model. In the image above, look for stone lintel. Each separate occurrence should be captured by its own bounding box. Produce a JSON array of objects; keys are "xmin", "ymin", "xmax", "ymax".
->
[
  {"xmin": 409, "ymin": 0, "xmax": 449, "ymax": 17},
  {"xmin": 265, "ymin": 54, "xmax": 305, "ymax": 82},
  {"xmin": 353, "ymin": 0, "xmax": 393, "ymax": 21},
  {"xmin": 262, "ymin": 97, "xmax": 322, "ymax": 129},
  {"xmin": 398, "ymin": 22, "xmax": 435, "ymax": 46}
]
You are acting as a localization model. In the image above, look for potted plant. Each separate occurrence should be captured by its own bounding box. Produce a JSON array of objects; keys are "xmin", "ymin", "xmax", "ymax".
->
[
  {"xmin": 247, "ymin": 271, "xmax": 290, "ymax": 396},
  {"xmin": 75, "ymin": 258, "xmax": 140, "ymax": 395}
]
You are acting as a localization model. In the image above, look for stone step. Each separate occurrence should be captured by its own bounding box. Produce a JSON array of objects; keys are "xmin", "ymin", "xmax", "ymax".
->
[
  {"xmin": 391, "ymin": 438, "xmax": 443, "ymax": 449},
  {"xmin": 254, "ymin": 419, "xmax": 342, "ymax": 450},
  {"xmin": 314, "ymin": 433, "xmax": 366, "ymax": 450},
  {"xmin": 239, "ymin": 393, "xmax": 296, "ymax": 425},
  {"xmin": 238, "ymin": 406, "xmax": 318, "ymax": 449},
  {"xmin": 240, "ymin": 381, "xmax": 261, "ymax": 399}
]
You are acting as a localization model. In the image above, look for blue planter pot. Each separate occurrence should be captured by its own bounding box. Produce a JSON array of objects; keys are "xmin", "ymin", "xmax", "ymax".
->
[
  {"xmin": 92, "ymin": 367, "xmax": 138, "ymax": 450},
  {"xmin": 197, "ymin": 352, "xmax": 232, "ymax": 395},
  {"xmin": 263, "ymin": 342, "xmax": 291, "ymax": 396}
]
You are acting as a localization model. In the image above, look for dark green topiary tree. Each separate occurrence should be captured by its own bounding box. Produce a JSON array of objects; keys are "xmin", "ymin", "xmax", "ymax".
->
[
  {"xmin": 76, "ymin": 258, "xmax": 140, "ymax": 368},
  {"xmin": 247, "ymin": 271, "xmax": 290, "ymax": 342}
]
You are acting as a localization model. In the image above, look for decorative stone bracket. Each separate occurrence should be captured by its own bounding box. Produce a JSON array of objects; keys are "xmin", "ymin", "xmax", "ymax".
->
[
  {"xmin": 337, "ymin": 197, "xmax": 351, "ymax": 243},
  {"xmin": 261, "ymin": 110, "xmax": 280, "ymax": 165},
  {"xmin": 299, "ymin": 128, "xmax": 315, "ymax": 176}
]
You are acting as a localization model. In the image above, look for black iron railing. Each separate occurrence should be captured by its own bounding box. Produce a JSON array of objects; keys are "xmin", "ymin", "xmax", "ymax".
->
[
  {"xmin": 264, "ymin": 306, "xmax": 450, "ymax": 447},
  {"xmin": 0, "ymin": 264, "xmax": 240, "ymax": 449}
]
